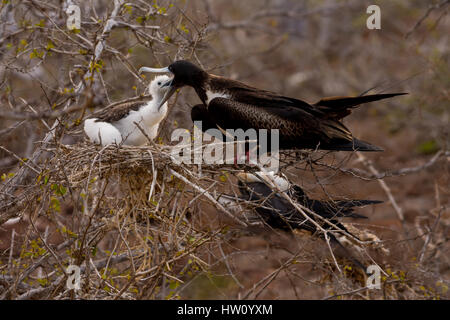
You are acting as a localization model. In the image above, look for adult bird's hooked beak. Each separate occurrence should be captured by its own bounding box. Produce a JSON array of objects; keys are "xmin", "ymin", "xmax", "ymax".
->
[
  {"xmin": 139, "ymin": 66, "xmax": 176, "ymax": 111},
  {"xmin": 138, "ymin": 66, "xmax": 170, "ymax": 74}
]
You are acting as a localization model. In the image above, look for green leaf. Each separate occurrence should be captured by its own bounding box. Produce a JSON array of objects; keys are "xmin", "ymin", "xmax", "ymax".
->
[
  {"xmin": 179, "ymin": 24, "xmax": 189, "ymax": 34},
  {"xmin": 29, "ymin": 49, "xmax": 44, "ymax": 59},
  {"xmin": 35, "ymin": 19, "xmax": 46, "ymax": 27},
  {"xmin": 416, "ymin": 140, "xmax": 439, "ymax": 155},
  {"xmin": 169, "ymin": 280, "xmax": 180, "ymax": 290},
  {"xmin": 50, "ymin": 197, "xmax": 60, "ymax": 212},
  {"xmin": 45, "ymin": 41, "xmax": 55, "ymax": 51}
]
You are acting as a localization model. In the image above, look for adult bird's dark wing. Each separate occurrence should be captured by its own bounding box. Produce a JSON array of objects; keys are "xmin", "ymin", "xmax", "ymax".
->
[
  {"xmin": 207, "ymin": 97, "xmax": 381, "ymax": 151},
  {"xmin": 191, "ymin": 104, "xmax": 226, "ymax": 140},
  {"xmin": 205, "ymin": 76, "xmax": 406, "ymax": 151},
  {"xmin": 211, "ymin": 75, "xmax": 406, "ymax": 120},
  {"xmin": 191, "ymin": 104, "xmax": 218, "ymax": 130}
]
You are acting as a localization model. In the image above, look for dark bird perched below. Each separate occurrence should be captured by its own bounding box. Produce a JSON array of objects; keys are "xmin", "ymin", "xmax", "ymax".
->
[
  {"xmin": 237, "ymin": 171, "xmax": 381, "ymax": 234},
  {"xmin": 139, "ymin": 60, "xmax": 407, "ymax": 152},
  {"xmin": 236, "ymin": 171, "xmax": 382, "ymax": 269}
]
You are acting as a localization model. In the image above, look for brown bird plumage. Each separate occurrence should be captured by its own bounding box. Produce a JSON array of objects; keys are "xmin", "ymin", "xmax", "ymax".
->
[{"xmin": 91, "ymin": 99, "xmax": 151, "ymax": 123}]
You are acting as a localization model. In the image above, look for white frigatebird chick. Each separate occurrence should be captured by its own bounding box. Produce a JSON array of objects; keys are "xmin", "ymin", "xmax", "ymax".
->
[
  {"xmin": 237, "ymin": 171, "xmax": 382, "ymax": 269},
  {"xmin": 84, "ymin": 75, "xmax": 171, "ymax": 146},
  {"xmin": 139, "ymin": 60, "xmax": 407, "ymax": 152}
]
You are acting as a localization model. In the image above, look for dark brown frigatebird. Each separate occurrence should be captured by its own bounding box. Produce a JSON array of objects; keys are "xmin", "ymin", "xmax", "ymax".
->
[
  {"xmin": 237, "ymin": 171, "xmax": 381, "ymax": 234},
  {"xmin": 139, "ymin": 60, "xmax": 406, "ymax": 152},
  {"xmin": 236, "ymin": 171, "xmax": 382, "ymax": 270}
]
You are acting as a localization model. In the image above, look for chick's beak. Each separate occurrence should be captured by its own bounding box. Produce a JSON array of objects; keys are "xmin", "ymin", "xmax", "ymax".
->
[
  {"xmin": 162, "ymin": 78, "xmax": 173, "ymax": 88},
  {"xmin": 158, "ymin": 79, "xmax": 177, "ymax": 111}
]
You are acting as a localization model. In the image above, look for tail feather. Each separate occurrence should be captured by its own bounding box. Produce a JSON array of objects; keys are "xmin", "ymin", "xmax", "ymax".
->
[
  {"xmin": 323, "ymin": 138, "xmax": 384, "ymax": 152},
  {"xmin": 315, "ymin": 93, "xmax": 407, "ymax": 120},
  {"xmin": 336, "ymin": 199, "xmax": 383, "ymax": 209},
  {"xmin": 315, "ymin": 93, "xmax": 408, "ymax": 109},
  {"xmin": 336, "ymin": 211, "xmax": 368, "ymax": 219}
]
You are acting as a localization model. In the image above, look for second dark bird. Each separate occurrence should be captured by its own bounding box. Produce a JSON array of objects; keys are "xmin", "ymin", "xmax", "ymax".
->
[
  {"xmin": 236, "ymin": 171, "xmax": 381, "ymax": 235},
  {"xmin": 236, "ymin": 171, "xmax": 382, "ymax": 269}
]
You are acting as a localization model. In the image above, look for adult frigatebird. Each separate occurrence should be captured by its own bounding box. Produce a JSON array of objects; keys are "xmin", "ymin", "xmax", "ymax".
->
[
  {"xmin": 237, "ymin": 171, "xmax": 382, "ymax": 269},
  {"xmin": 139, "ymin": 61, "xmax": 406, "ymax": 151},
  {"xmin": 237, "ymin": 171, "xmax": 381, "ymax": 234}
]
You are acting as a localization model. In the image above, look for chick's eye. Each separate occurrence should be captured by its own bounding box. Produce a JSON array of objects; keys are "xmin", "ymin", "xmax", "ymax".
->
[{"xmin": 157, "ymin": 82, "xmax": 161, "ymax": 85}]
